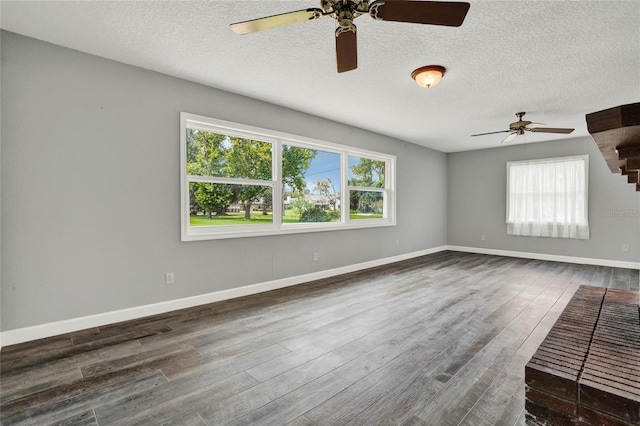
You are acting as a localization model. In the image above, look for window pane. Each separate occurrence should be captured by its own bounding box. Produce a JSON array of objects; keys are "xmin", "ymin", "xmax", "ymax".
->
[
  {"xmin": 283, "ymin": 146, "xmax": 341, "ymax": 223},
  {"xmin": 350, "ymin": 190, "xmax": 384, "ymax": 220},
  {"xmin": 348, "ymin": 156, "xmax": 385, "ymax": 187},
  {"xmin": 506, "ymin": 156, "xmax": 589, "ymax": 239},
  {"xmin": 189, "ymin": 182, "xmax": 273, "ymax": 226},
  {"xmin": 186, "ymin": 129, "xmax": 272, "ymax": 179}
]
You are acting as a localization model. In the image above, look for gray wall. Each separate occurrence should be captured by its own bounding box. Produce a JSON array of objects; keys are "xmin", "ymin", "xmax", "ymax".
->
[
  {"xmin": 1, "ymin": 31, "xmax": 448, "ymax": 331},
  {"xmin": 448, "ymin": 137, "xmax": 640, "ymax": 263}
]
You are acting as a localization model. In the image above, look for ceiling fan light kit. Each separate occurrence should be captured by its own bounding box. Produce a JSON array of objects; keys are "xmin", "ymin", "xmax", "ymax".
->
[
  {"xmin": 471, "ymin": 112, "xmax": 575, "ymax": 143},
  {"xmin": 230, "ymin": 0, "xmax": 470, "ymax": 73},
  {"xmin": 411, "ymin": 65, "xmax": 446, "ymax": 88}
]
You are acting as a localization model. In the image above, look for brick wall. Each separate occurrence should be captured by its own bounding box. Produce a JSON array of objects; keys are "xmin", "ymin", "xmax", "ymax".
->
[{"xmin": 525, "ymin": 286, "xmax": 640, "ymax": 425}]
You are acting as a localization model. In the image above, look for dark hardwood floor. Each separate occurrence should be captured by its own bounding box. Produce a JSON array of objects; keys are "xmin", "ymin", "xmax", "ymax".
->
[{"xmin": 1, "ymin": 251, "xmax": 638, "ymax": 425}]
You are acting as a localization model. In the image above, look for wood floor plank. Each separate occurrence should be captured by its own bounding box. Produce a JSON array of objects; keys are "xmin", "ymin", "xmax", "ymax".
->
[
  {"xmin": 2, "ymin": 252, "xmax": 637, "ymax": 426},
  {"xmin": 1, "ymin": 371, "xmax": 166, "ymax": 425},
  {"xmin": 341, "ymin": 314, "xmax": 521, "ymax": 424},
  {"xmin": 0, "ymin": 364, "xmax": 83, "ymax": 405},
  {"xmin": 610, "ymin": 267, "xmax": 632, "ymax": 290},
  {"xmin": 285, "ymin": 415, "xmax": 316, "ymax": 426},
  {"xmin": 513, "ymin": 408, "xmax": 527, "ymax": 426},
  {"xmin": 80, "ymin": 345, "xmax": 202, "ymax": 378},
  {"xmin": 504, "ymin": 281, "xmax": 581, "ymax": 377},
  {"xmin": 95, "ymin": 372, "xmax": 257, "ymax": 426},
  {"xmin": 592, "ymin": 266, "xmax": 614, "ymax": 287},
  {"xmin": 227, "ymin": 372, "xmax": 352, "ymax": 426},
  {"xmin": 341, "ymin": 368, "xmax": 444, "ymax": 426},
  {"xmin": 0, "ymin": 335, "xmax": 75, "ymax": 366},
  {"xmin": 185, "ymin": 281, "xmax": 397, "ymax": 355},
  {"xmin": 457, "ymin": 372, "xmax": 523, "ymax": 426},
  {"xmin": 192, "ymin": 269, "xmax": 444, "ymax": 359},
  {"xmin": 162, "ymin": 342, "xmax": 290, "ymax": 381},
  {"xmin": 1, "ymin": 340, "xmax": 148, "ymax": 406},
  {"xmin": 51, "ymin": 410, "xmax": 99, "ymax": 426},
  {"xmin": 198, "ymin": 337, "xmax": 375, "ymax": 425},
  {"xmin": 407, "ymin": 263, "xmax": 582, "ymax": 424},
  {"xmin": 631, "ymin": 269, "xmax": 640, "ymax": 291},
  {"xmin": 244, "ymin": 327, "xmax": 373, "ymax": 383},
  {"xmin": 1, "ymin": 324, "xmax": 171, "ymax": 374},
  {"xmin": 304, "ymin": 345, "xmax": 440, "ymax": 425}
]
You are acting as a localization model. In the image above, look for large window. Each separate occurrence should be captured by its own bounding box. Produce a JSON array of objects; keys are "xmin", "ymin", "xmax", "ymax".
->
[
  {"xmin": 506, "ymin": 155, "xmax": 589, "ymax": 239},
  {"xmin": 181, "ymin": 113, "xmax": 395, "ymax": 240}
]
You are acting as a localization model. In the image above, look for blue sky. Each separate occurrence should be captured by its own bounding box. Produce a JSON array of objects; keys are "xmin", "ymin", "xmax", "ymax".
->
[
  {"xmin": 301, "ymin": 150, "xmax": 341, "ymax": 193},
  {"xmin": 296, "ymin": 153, "xmax": 377, "ymax": 193}
]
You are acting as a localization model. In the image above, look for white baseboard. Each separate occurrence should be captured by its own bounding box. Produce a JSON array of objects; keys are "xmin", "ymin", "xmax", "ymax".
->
[
  {"xmin": 446, "ymin": 245, "xmax": 640, "ymax": 270},
  {"xmin": 3, "ymin": 245, "xmax": 636, "ymax": 349},
  {"xmin": 0, "ymin": 246, "xmax": 447, "ymax": 348}
]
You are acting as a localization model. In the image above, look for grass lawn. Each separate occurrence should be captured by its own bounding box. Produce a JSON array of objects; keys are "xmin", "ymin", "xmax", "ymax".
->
[
  {"xmin": 350, "ymin": 212, "xmax": 383, "ymax": 220},
  {"xmin": 190, "ymin": 210, "xmax": 381, "ymax": 226},
  {"xmin": 190, "ymin": 211, "xmax": 295, "ymax": 226}
]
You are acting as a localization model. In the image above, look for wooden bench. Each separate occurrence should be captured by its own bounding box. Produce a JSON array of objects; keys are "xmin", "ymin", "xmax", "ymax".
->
[{"xmin": 525, "ymin": 285, "xmax": 640, "ymax": 425}]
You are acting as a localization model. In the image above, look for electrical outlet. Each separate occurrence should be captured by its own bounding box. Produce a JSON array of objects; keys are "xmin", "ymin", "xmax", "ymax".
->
[
  {"xmin": 396, "ymin": 240, "xmax": 399, "ymax": 247},
  {"xmin": 165, "ymin": 272, "xmax": 174, "ymax": 285},
  {"xmin": 623, "ymin": 244, "xmax": 630, "ymax": 253},
  {"xmin": 481, "ymin": 234, "xmax": 486, "ymax": 241},
  {"xmin": 313, "ymin": 252, "xmax": 318, "ymax": 262}
]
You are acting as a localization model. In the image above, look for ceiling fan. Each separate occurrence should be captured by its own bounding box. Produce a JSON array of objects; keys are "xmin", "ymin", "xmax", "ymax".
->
[
  {"xmin": 471, "ymin": 112, "xmax": 575, "ymax": 144},
  {"xmin": 230, "ymin": 0, "xmax": 471, "ymax": 73}
]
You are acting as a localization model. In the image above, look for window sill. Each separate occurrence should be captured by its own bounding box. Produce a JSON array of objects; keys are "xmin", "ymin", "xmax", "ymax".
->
[{"xmin": 182, "ymin": 219, "xmax": 396, "ymax": 241}]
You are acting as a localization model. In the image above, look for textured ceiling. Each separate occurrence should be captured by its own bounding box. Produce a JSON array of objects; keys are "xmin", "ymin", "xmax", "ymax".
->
[{"xmin": 1, "ymin": 1, "xmax": 639, "ymax": 152}]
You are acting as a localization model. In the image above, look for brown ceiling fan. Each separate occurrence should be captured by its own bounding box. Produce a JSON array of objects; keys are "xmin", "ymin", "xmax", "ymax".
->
[
  {"xmin": 230, "ymin": 0, "xmax": 470, "ymax": 73},
  {"xmin": 471, "ymin": 112, "xmax": 575, "ymax": 144}
]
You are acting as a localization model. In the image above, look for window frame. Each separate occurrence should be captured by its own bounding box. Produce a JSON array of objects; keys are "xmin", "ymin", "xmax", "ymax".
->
[
  {"xmin": 346, "ymin": 154, "xmax": 391, "ymax": 222},
  {"xmin": 180, "ymin": 112, "xmax": 396, "ymax": 241},
  {"xmin": 505, "ymin": 155, "xmax": 589, "ymax": 239}
]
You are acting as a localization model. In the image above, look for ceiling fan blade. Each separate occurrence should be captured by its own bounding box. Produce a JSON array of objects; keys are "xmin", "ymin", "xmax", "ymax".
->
[
  {"xmin": 471, "ymin": 130, "xmax": 511, "ymax": 137},
  {"xmin": 369, "ymin": 1, "xmax": 470, "ymax": 26},
  {"xmin": 336, "ymin": 27, "xmax": 358, "ymax": 73},
  {"xmin": 528, "ymin": 127, "xmax": 575, "ymax": 134},
  {"xmin": 230, "ymin": 8, "xmax": 323, "ymax": 35},
  {"xmin": 501, "ymin": 132, "xmax": 518, "ymax": 143},
  {"xmin": 525, "ymin": 122, "xmax": 545, "ymax": 129}
]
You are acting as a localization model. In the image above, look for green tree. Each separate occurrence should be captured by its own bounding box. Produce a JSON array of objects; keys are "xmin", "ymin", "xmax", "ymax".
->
[
  {"xmin": 300, "ymin": 206, "xmax": 331, "ymax": 222},
  {"xmin": 314, "ymin": 177, "xmax": 339, "ymax": 211},
  {"xmin": 192, "ymin": 183, "xmax": 233, "ymax": 219},
  {"xmin": 282, "ymin": 146, "xmax": 317, "ymax": 216},
  {"xmin": 187, "ymin": 133, "xmax": 319, "ymax": 221},
  {"xmin": 186, "ymin": 130, "xmax": 232, "ymax": 217},
  {"xmin": 349, "ymin": 158, "xmax": 385, "ymax": 213},
  {"xmin": 348, "ymin": 158, "xmax": 385, "ymax": 186},
  {"xmin": 261, "ymin": 191, "xmax": 272, "ymax": 215},
  {"xmin": 226, "ymin": 138, "xmax": 272, "ymax": 219},
  {"xmin": 186, "ymin": 129, "xmax": 227, "ymax": 177},
  {"xmin": 283, "ymin": 146, "xmax": 316, "ymax": 192},
  {"xmin": 291, "ymin": 197, "xmax": 314, "ymax": 216},
  {"xmin": 350, "ymin": 190, "xmax": 383, "ymax": 213}
]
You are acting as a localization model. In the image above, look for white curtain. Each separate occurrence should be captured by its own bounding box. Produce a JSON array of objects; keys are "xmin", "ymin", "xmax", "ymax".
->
[{"xmin": 506, "ymin": 156, "xmax": 589, "ymax": 239}]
